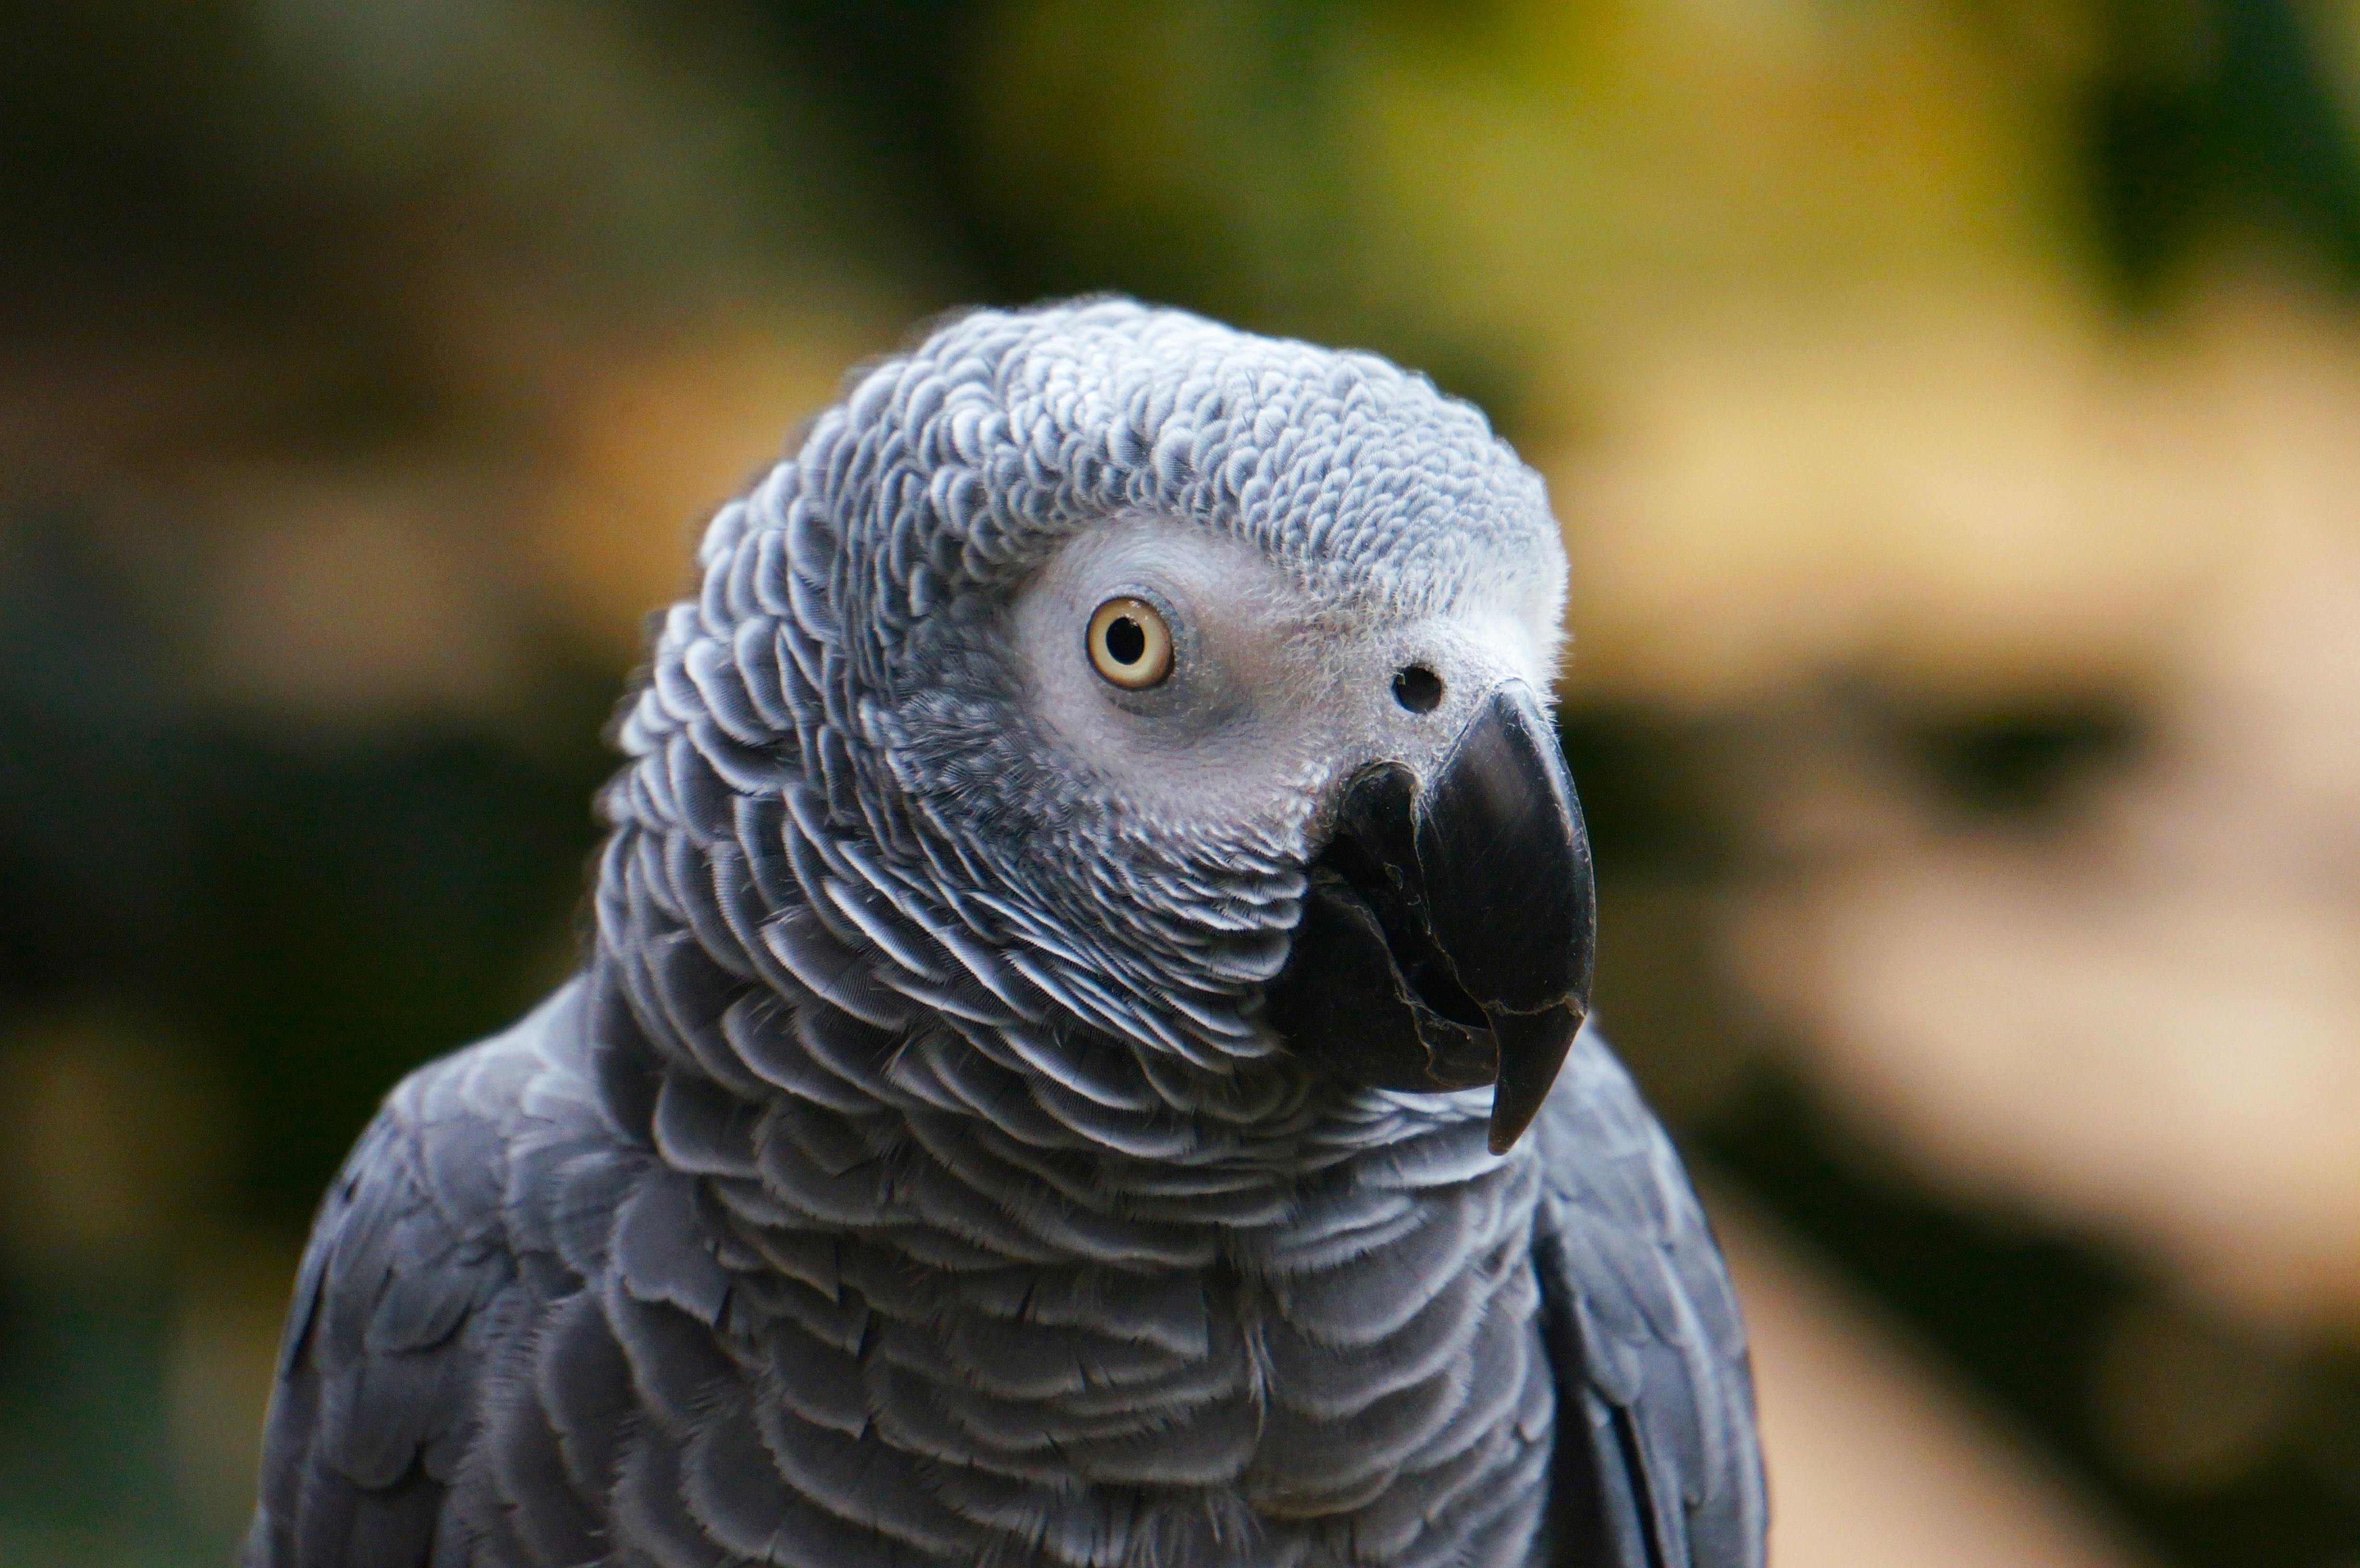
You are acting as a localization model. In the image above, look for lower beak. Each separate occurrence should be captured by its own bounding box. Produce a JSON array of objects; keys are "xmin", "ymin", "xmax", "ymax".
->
[{"xmin": 1264, "ymin": 680, "xmax": 1597, "ymax": 1152}]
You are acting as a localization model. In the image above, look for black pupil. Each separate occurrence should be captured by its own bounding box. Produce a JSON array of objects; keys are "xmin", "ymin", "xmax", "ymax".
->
[
  {"xmin": 1392, "ymin": 664, "xmax": 1443, "ymax": 713},
  {"xmin": 1105, "ymin": 615, "xmax": 1146, "ymax": 665}
]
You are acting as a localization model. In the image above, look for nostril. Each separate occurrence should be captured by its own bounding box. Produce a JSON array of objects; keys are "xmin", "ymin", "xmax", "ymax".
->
[{"xmin": 1391, "ymin": 664, "xmax": 1444, "ymax": 714}]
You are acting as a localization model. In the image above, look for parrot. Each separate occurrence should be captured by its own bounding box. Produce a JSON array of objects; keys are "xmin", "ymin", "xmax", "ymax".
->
[{"xmin": 246, "ymin": 298, "xmax": 1766, "ymax": 1568}]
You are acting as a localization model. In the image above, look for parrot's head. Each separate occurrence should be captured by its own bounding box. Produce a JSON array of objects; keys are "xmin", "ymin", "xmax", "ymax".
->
[{"xmin": 619, "ymin": 298, "xmax": 1593, "ymax": 1151}]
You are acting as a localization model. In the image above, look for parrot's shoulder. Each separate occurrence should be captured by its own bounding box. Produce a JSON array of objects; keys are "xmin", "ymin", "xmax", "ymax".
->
[
  {"xmin": 244, "ymin": 981, "xmax": 622, "ymax": 1568},
  {"xmin": 1527, "ymin": 1026, "xmax": 1768, "ymax": 1568}
]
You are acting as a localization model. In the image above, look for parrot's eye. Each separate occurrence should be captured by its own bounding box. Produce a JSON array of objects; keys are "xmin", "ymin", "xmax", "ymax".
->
[{"xmin": 1087, "ymin": 597, "xmax": 1174, "ymax": 689}]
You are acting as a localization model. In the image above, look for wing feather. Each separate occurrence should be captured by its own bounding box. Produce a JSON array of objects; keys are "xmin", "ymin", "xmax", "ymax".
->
[
  {"xmin": 245, "ymin": 1009, "xmax": 589, "ymax": 1568},
  {"xmin": 1532, "ymin": 1027, "xmax": 1768, "ymax": 1568}
]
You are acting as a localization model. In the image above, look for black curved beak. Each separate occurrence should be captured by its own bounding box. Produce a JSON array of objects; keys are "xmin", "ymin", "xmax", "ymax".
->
[{"xmin": 1264, "ymin": 680, "xmax": 1596, "ymax": 1152}]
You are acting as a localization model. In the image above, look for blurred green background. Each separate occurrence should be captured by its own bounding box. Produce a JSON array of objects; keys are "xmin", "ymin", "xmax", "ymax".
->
[{"xmin": 5, "ymin": 1, "xmax": 2360, "ymax": 1563}]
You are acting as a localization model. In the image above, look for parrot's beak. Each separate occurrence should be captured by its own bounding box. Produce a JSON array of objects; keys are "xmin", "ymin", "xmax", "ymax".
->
[{"xmin": 1265, "ymin": 680, "xmax": 1597, "ymax": 1152}]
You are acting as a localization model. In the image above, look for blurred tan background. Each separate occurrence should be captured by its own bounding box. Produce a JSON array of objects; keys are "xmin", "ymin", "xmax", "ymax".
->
[{"xmin": 2, "ymin": 1, "xmax": 2357, "ymax": 1563}]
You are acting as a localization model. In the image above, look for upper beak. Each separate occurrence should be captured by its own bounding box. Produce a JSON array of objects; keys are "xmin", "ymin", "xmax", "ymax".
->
[{"xmin": 1263, "ymin": 679, "xmax": 1597, "ymax": 1152}]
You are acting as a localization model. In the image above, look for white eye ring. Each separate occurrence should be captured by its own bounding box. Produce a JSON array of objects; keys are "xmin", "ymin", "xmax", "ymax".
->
[{"xmin": 1087, "ymin": 597, "xmax": 1174, "ymax": 689}]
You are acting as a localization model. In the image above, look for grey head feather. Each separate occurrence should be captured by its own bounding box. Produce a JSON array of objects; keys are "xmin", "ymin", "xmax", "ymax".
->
[{"xmin": 608, "ymin": 297, "xmax": 1565, "ymax": 1087}]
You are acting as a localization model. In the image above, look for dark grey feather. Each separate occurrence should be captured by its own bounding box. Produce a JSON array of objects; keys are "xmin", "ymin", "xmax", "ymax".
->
[{"xmin": 1531, "ymin": 1031, "xmax": 1769, "ymax": 1568}]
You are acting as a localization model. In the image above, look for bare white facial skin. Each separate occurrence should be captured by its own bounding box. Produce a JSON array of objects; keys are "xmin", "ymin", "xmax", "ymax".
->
[{"xmin": 1012, "ymin": 513, "xmax": 1564, "ymax": 843}]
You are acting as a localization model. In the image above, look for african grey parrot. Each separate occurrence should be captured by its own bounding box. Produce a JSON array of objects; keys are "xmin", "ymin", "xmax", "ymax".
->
[{"xmin": 247, "ymin": 299, "xmax": 1766, "ymax": 1568}]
